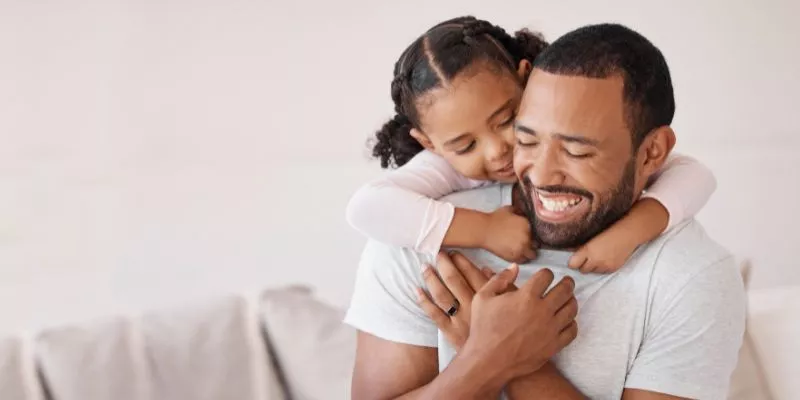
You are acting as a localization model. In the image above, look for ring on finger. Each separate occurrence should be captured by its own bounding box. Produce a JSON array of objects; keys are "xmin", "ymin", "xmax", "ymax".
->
[{"xmin": 446, "ymin": 299, "xmax": 460, "ymax": 317}]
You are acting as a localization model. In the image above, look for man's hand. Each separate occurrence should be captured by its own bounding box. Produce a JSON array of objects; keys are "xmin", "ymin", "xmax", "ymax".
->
[
  {"xmin": 467, "ymin": 263, "xmax": 578, "ymax": 380},
  {"xmin": 416, "ymin": 252, "xmax": 506, "ymax": 350},
  {"xmin": 418, "ymin": 251, "xmax": 578, "ymax": 382}
]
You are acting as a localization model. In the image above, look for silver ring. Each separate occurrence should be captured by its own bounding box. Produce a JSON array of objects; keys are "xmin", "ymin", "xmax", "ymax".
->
[{"xmin": 446, "ymin": 300, "xmax": 460, "ymax": 317}]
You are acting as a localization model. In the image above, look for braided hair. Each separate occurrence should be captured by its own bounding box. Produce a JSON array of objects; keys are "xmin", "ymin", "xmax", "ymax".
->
[{"xmin": 371, "ymin": 16, "xmax": 548, "ymax": 168}]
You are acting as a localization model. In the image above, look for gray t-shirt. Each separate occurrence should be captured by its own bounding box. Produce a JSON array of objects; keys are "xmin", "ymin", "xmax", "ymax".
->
[{"xmin": 345, "ymin": 184, "xmax": 745, "ymax": 400}]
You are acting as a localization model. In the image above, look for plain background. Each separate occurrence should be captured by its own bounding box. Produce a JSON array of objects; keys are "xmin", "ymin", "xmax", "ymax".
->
[{"xmin": 1, "ymin": 0, "xmax": 798, "ymax": 333}]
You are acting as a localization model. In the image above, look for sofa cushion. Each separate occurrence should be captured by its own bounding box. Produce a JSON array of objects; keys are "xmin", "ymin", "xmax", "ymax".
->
[
  {"xmin": 746, "ymin": 285, "xmax": 800, "ymax": 400},
  {"xmin": 0, "ymin": 335, "xmax": 45, "ymax": 400},
  {"xmin": 728, "ymin": 333, "xmax": 773, "ymax": 400},
  {"xmin": 727, "ymin": 260, "xmax": 773, "ymax": 400},
  {"xmin": 260, "ymin": 286, "xmax": 356, "ymax": 400},
  {"xmin": 36, "ymin": 315, "xmax": 151, "ymax": 400},
  {"xmin": 36, "ymin": 294, "xmax": 285, "ymax": 400}
]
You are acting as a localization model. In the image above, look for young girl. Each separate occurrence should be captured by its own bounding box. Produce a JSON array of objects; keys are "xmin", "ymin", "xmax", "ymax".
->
[{"xmin": 346, "ymin": 16, "xmax": 716, "ymax": 273}]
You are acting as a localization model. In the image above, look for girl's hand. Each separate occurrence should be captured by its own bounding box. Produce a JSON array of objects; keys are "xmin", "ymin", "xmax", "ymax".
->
[
  {"xmin": 482, "ymin": 206, "xmax": 537, "ymax": 263},
  {"xmin": 568, "ymin": 227, "xmax": 639, "ymax": 274},
  {"xmin": 568, "ymin": 198, "xmax": 668, "ymax": 274}
]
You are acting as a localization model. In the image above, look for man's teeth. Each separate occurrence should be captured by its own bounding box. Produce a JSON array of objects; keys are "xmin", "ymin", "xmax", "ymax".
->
[{"xmin": 540, "ymin": 197, "xmax": 581, "ymax": 212}]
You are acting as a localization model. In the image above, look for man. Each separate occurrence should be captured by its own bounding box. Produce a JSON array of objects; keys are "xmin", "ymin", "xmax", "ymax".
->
[{"xmin": 345, "ymin": 23, "xmax": 745, "ymax": 399}]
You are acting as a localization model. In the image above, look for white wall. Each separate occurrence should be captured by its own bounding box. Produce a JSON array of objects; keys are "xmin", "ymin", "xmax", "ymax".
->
[{"xmin": 1, "ymin": 0, "xmax": 798, "ymax": 333}]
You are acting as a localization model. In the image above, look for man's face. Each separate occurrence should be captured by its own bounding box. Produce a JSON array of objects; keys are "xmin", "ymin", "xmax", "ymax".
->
[{"xmin": 513, "ymin": 70, "xmax": 643, "ymax": 249}]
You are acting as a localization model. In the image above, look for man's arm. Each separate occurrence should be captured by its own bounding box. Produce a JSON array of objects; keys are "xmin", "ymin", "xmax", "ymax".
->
[
  {"xmin": 505, "ymin": 255, "xmax": 744, "ymax": 400},
  {"xmin": 352, "ymin": 332, "xmax": 506, "ymax": 399},
  {"xmin": 347, "ymin": 242, "xmax": 580, "ymax": 399},
  {"xmin": 622, "ymin": 256, "xmax": 746, "ymax": 399},
  {"xmin": 351, "ymin": 332, "xmax": 437, "ymax": 399},
  {"xmin": 504, "ymin": 362, "xmax": 688, "ymax": 400},
  {"xmin": 346, "ymin": 242, "xmax": 509, "ymax": 399},
  {"xmin": 506, "ymin": 362, "xmax": 585, "ymax": 399},
  {"xmin": 621, "ymin": 389, "xmax": 685, "ymax": 399}
]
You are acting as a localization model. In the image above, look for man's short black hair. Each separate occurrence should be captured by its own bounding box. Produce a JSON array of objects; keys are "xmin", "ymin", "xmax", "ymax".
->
[{"xmin": 533, "ymin": 24, "xmax": 675, "ymax": 147}]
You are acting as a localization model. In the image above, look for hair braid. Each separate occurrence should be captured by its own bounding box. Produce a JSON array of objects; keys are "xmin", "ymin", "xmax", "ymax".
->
[{"xmin": 369, "ymin": 16, "xmax": 548, "ymax": 169}]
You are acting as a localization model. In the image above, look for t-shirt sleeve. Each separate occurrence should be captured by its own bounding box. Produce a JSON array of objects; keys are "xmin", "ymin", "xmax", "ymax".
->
[
  {"xmin": 624, "ymin": 256, "xmax": 746, "ymax": 399},
  {"xmin": 343, "ymin": 240, "xmax": 438, "ymax": 347}
]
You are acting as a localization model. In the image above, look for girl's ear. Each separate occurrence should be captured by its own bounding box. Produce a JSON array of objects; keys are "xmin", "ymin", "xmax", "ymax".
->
[
  {"xmin": 410, "ymin": 128, "xmax": 435, "ymax": 151},
  {"xmin": 517, "ymin": 59, "xmax": 532, "ymax": 81}
]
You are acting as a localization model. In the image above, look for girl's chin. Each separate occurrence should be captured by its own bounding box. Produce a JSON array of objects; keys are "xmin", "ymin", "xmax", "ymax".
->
[{"xmin": 492, "ymin": 175, "xmax": 518, "ymax": 183}]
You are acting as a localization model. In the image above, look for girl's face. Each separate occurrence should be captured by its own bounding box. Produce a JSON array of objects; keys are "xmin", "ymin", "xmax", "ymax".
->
[{"xmin": 411, "ymin": 60, "xmax": 528, "ymax": 182}]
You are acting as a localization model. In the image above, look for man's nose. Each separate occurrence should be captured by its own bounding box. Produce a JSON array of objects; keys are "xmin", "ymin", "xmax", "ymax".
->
[{"xmin": 526, "ymin": 145, "xmax": 566, "ymax": 187}]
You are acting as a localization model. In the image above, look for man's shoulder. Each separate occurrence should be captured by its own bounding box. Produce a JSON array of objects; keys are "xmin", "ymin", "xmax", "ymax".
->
[
  {"xmin": 652, "ymin": 219, "xmax": 735, "ymax": 272},
  {"xmin": 357, "ymin": 240, "xmax": 434, "ymax": 288},
  {"xmin": 346, "ymin": 240, "xmax": 439, "ymax": 346},
  {"xmin": 622, "ymin": 223, "xmax": 746, "ymax": 400},
  {"xmin": 440, "ymin": 183, "xmax": 510, "ymax": 212},
  {"xmin": 640, "ymin": 219, "xmax": 742, "ymax": 297},
  {"xmin": 361, "ymin": 238, "xmax": 430, "ymax": 267}
]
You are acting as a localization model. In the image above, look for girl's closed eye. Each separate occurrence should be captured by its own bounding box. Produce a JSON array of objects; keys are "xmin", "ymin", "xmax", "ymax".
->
[
  {"xmin": 499, "ymin": 113, "xmax": 516, "ymax": 128},
  {"xmin": 455, "ymin": 140, "xmax": 477, "ymax": 155}
]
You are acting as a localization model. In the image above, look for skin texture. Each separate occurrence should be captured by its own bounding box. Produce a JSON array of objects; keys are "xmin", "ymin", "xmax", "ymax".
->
[
  {"xmin": 415, "ymin": 61, "xmax": 540, "ymax": 263},
  {"xmin": 513, "ymin": 70, "xmax": 674, "ymax": 249},
  {"xmin": 410, "ymin": 60, "xmax": 530, "ymax": 183}
]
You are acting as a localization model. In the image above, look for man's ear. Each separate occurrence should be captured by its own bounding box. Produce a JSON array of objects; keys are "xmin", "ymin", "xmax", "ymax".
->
[
  {"xmin": 638, "ymin": 126, "xmax": 676, "ymax": 178},
  {"xmin": 517, "ymin": 60, "xmax": 532, "ymax": 82},
  {"xmin": 410, "ymin": 128, "xmax": 435, "ymax": 151}
]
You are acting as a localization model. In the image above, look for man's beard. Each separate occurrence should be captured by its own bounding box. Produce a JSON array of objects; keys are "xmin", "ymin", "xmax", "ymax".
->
[{"xmin": 519, "ymin": 159, "xmax": 637, "ymax": 249}]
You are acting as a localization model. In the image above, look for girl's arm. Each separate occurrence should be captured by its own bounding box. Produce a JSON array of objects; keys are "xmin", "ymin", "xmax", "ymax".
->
[
  {"xmin": 346, "ymin": 151, "xmax": 484, "ymax": 256},
  {"xmin": 568, "ymin": 153, "xmax": 717, "ymax": 273},
  {"xmin": 346, "ymin": 151, "xmax": 534, "ymax": 261},
  {"xmin": 640, "ymin": 153, "xmax": 718, "ymax": 229}
]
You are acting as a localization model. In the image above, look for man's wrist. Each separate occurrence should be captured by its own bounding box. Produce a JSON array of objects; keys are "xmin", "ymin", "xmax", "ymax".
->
[
  {"xmin": 457, "ymin": 339, "xmax": 515, "ymax": 394},
  {"xmin": 506, "ymin": 361, "xmax": 586, "ymax": 399}
]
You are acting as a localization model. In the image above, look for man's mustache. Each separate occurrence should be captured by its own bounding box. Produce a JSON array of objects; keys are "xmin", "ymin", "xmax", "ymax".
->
[{"xmin": 521, "ymin": 176, "xmax": 594, "ymax": 200}]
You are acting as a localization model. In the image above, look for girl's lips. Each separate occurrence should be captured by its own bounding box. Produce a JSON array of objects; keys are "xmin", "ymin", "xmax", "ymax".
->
[{"xmin": 494, "ymin": 161, "xmax": 515, "ymax": 177}]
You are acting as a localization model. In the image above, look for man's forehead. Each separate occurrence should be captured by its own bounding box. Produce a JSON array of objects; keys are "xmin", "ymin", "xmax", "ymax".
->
[
  {"xmin": 524, "ymin": 69, "xmax": 626, "ymax": 92},
  {"xmin": 517, "ymin": 70, "xmax": 628, "ymax": 138}
]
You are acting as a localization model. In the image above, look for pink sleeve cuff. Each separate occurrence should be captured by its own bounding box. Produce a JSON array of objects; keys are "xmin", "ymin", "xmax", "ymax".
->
[
  {"xmin": 415, "ymin": 201, "xmax": 456, "ymax": 257},
  {"xmin": 641, "ymin": 190, "xmax": 682, "ymax": 231}
]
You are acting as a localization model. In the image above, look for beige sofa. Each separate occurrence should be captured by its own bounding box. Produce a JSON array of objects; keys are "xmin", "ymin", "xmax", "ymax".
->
[
  {"xmin": 0, "ymin": 286, "xmax": 354, "ymax": 400},
  {"xmin": 0, "ymin": 281, "xmax": 795, "ymax": 400}
]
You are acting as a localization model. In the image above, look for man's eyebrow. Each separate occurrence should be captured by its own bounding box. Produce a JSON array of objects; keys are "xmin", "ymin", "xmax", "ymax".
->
[
  {"xmin": 555, "ymin": 133, "xmax": 599, "ymax": 146},
  {"xmin": 513, "ymin": 123, "xmax": 600, "ymax": 147},
  {"xmin": 514, "ymin": 122, "xmax": 536, "ymax": 136}
]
